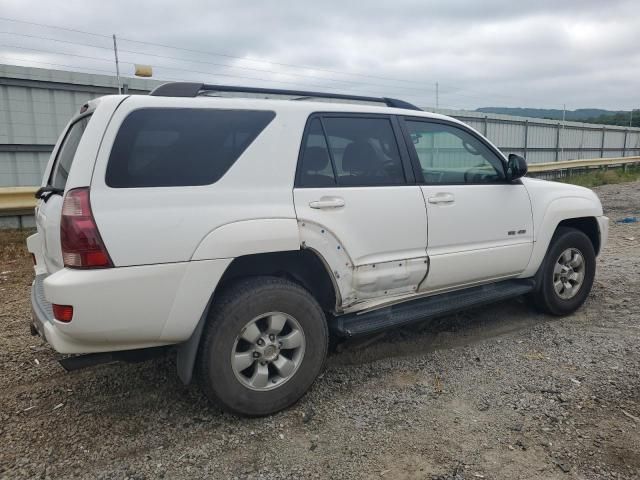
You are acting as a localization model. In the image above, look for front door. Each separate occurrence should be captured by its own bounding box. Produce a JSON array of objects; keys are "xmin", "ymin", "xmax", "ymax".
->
[
  {"xmin": 401, "ymin": 118, "xmax": 534, "ymax": 292},
  {"xmin": 293, "ymin": 114, "xmax": 428, "ymax": 307}
]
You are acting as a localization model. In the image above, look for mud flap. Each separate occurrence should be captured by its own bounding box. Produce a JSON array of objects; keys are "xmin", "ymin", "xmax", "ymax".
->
[{"xmin": 176, "ymin": 300, "xmax": 210, "ymax": 384}]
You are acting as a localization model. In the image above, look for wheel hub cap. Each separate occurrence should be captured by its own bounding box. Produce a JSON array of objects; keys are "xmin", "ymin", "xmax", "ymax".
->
[
  {"xmin": 261, "ymin": 344, "xmax": 279, "ymax": 362},
  {"xmin": 231, "ymin": 312, "xmax": 306, "ymax": 391},
  {"xmin": 553, "ymin": 248, "xmax": 585, "ymax": 300}
]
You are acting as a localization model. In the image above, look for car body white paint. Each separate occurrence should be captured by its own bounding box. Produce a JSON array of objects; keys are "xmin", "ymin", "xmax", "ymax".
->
[
  {"xmin": 27, "ymin": 93, "xmax": 608, "ymax": 355},
  {"xmin": 89, "ymin": 96, "xmax": 301, "ymax": 267},
  {"xmin": 191, "ymin": 219, "xmax": 300, "ymax": 260},
  {"xmin": 420, "ymin": 183, "xmax": 534, "ymax": 291}
]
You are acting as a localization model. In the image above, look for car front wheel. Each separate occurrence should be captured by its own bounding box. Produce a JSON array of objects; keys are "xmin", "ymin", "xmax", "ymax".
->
[{"xmin": 530, "ymin": 227, "xmax": 596, "ymax": 316}]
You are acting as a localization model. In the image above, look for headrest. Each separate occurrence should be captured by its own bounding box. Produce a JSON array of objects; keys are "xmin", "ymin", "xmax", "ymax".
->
[
  {"xmin": 304, "ymin": 146, "xmax": 330, "ymax": 172},
  {"xmin": 342, "ymin": 141, "xmax": 377, "ymax": 172}
]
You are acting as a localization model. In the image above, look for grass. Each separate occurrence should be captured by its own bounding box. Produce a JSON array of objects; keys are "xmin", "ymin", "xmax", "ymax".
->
[{"xmin": 560, "ymin": 166, "xmax": 640, "ymax": 188}]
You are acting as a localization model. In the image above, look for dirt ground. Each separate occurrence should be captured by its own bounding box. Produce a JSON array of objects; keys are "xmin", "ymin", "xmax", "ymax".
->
[{"xmin": 1, "ymin": 181, "xmax": 639, "ymax": 480}]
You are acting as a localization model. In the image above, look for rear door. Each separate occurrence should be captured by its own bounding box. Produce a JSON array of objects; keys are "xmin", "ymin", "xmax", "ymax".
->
[
  {"xmin": 35, "ymin": 114, "xmax": 92, "ymax": 273},
  {"xmin": 293, "ymin": 114, "xmax": 429, "ymax": 306},
  {"xmin": 400, "ymin": 118, "xmax": 534, "ymax": 291}
]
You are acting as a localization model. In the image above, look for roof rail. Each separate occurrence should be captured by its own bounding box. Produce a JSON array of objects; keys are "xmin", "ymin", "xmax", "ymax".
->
[{"xmin": 148, "ymin": 82, "xmax": 422, "ymax": 111}]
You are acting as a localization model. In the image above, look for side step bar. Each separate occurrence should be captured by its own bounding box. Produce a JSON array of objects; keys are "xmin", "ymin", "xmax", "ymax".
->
[{"xmin": 331, "ymin": 279, "xmax": 535, "ymax": 338}]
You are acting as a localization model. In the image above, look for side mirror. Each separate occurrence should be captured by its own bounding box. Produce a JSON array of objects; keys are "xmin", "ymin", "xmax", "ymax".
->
[{"xmin": 506, "ymin": 154, "xmax": 528, "ymax": 181}]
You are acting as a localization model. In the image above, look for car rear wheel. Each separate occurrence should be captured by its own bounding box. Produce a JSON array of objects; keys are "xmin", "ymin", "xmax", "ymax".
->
[
  {"xmin": 530, "ymin": 227, "xmax": 596, "ymax": 316},
  {"xmin": 197, "ymin": 276, "xmax": 328, "ymax": 416}
]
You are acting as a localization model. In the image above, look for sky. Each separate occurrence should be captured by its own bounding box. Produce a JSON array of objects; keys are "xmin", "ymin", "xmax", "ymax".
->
[{"xmin": 0, "ymin": 0, "xmax": 638, "ymax": 111}]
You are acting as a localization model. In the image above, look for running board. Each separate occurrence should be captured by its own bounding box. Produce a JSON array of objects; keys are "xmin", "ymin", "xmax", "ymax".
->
[{"xmin": 331, "ymin": 279, "xmax": 535, "ymax": 338}]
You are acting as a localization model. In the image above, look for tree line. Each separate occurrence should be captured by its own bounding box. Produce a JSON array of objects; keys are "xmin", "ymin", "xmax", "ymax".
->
[{"xmin": 583, "ymin": 110, "xmax": 639, "ymax": 128}]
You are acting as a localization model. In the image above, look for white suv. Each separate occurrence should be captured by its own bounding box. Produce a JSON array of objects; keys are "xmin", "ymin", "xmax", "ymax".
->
[{"xmin": 27, "ymin": 83, "xmax": 609, "ymax": 416}]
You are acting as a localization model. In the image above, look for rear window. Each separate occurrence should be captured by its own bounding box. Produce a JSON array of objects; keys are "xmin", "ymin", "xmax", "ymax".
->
[
  {"xmin": 105, "ymin": 108, "xmax": 275, "ymax": 188},
  {"xmin": 49, "ymin": 115, "xmax": 91, "ymax": 189}
]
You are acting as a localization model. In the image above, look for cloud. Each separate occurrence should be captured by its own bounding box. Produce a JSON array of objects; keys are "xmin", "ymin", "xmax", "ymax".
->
[{"xmin": 0, "ymin": 0, "xmax": 638, "ymax": 110}]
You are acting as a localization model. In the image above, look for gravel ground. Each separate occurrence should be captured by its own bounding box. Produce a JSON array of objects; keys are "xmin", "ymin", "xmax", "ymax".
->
[{"xmin": 0, "ymin": 181, "xmax": 639, "ymax": 480}]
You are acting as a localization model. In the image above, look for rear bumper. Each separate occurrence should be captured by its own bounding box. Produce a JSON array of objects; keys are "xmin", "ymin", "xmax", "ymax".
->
[
  {"xmin": 30, "ymin": 271, "xmax": 174, "ymax": 354},
  {"xmin": 31, "ymin": 275, "xmax": 52, "ymax": 339},
  {"xmin": 30, "ymin": 258, "xmax": 232, "ymax": 354},
  {"xmin": 30, "ymin": 274, "xmax": 90, "ymax": 353}
]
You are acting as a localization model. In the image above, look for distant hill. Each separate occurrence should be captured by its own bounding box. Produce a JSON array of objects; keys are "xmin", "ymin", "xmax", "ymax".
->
[{"xmin": 475, "ymin": 107, "xmax": 625, "ymax": 122}]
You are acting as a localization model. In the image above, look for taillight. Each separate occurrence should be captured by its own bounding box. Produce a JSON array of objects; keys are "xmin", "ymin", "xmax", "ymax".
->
[
  {"xmin": 53, "ymin": 304, "xmax": 74, "ymax": 322},
  {"xmin": 60, "ymin": 188, "xmax": 113, "ymax": 268}
]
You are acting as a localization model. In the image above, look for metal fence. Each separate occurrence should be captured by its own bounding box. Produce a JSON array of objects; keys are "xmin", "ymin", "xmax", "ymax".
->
[
  {"xmin": 2, "ymin": 63, "xmax": 640, "ymax": 187},
  {"xmin": 434, "ymin": 109, "xmax": 640, "ymax": 164}
]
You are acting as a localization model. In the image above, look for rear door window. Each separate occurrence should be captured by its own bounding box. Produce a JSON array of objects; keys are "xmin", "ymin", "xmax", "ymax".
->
[
  {"xmin": 297, "ymin": 118, "xmax": 336, "ymax": 187},
  {"xmin": 297, "ymin": 116, "xmax": 406, "ymax": 187},
  {"xmin": 106, "ymin": 108, "xmax": 275, "ymax": 188},
  {"xmin": 49, "ymin": 115, "xmax": 91, "ymax": 189}
]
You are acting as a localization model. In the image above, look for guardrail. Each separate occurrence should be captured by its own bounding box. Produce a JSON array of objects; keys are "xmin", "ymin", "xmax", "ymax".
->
[
  {"xmin": 0, "ymin": 186, "xmax": 37, "ymax": 228},
  {"xmin": 528, "ymin": 156, "xmax": 640, "ymax": 172},
  {"xmin": 0, "ymin": 186, "xmax": 38, "ymax": 214},
  {"xmin": 0, "ymin": 156, "xmax": 638, "ymax": 223},
  {"xmin": 527, "ymin": 156, "xmax": 640, "ymax": 180}
]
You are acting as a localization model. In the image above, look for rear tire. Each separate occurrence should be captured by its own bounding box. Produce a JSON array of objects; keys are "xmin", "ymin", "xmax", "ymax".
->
[
  {"xmin": 197, "ymin": 276, "xmax": 328, "ymax": 416},
  {"xmin": 530, "ymin": 227, "xmax": 596, "ymax": 316}
]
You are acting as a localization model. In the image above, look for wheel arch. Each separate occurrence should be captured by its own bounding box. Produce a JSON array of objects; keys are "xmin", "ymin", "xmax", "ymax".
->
[
  {"xmin": 530, "ymin": 217, "xmax": 600, "ymax": 284},
  {"xmin": 556, "ymin": 217, "xmax": 600, "ymax": 255},
  {"xmin": 215, "ymin": 249, "xmax": 340, "ymax": 313},
  {"xmin": 176, "ymin": 248, "xmax": 339, "ymax": 384},
  {"xmin": 521, "ymin": 194, "xmax": 603, "ymax": 278}
]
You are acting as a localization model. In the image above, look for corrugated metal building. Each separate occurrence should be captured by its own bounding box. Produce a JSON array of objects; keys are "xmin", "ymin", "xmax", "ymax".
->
[
  {"xmin": 1, "ymin": 63, "xmax": 639, "ymax": 187},
  {"xmin": 0, "ymin": 64, "xmax": 161, "ymax": 187}
]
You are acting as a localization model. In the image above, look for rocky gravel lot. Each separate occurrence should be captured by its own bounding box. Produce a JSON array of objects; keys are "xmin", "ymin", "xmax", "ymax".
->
[{"xmin": 1, "ymin": 181, "xmax": 639, "ymax": 480}]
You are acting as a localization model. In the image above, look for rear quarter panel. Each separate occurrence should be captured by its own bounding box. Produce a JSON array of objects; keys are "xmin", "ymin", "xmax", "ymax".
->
[{"xmin": 89, "ymin": 96, "xmax": 304, "ymax": 266}]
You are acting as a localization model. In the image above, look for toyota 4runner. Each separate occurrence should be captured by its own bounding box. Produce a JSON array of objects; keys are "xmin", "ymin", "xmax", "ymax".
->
[{"xmin": 27, "ymin": 83, "xmax": 608, "ymax": 416}]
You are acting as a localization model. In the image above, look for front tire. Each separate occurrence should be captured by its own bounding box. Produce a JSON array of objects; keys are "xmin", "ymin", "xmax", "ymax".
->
[
  {"xmin": 197, "ymin": 276, "xmax": 328, "ymax": 416},
  {"xmin": 530, "ymin": 227, "xmax": 596, "ymax": 316}
]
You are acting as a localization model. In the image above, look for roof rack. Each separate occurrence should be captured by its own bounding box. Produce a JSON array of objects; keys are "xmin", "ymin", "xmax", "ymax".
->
[{"xmin": 148, "ymin": 82, "xmax": 422, "ymax": 111}]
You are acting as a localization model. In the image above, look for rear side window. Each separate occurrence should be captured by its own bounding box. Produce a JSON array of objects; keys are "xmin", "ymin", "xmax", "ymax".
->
[
  {"xmin": 49, "ymin": 115, "xmax": 91, "ymax": 189},
  {"xmin": 297, "ymin": 119, "xmax": 336, "ymax": 187},
  {"xmin": 297, "ymin": 116, "xmax": 406, "ymax": 187},
  {"xmin": 106, "ymin": 108, "xmax": 275, "ymax": 188}
]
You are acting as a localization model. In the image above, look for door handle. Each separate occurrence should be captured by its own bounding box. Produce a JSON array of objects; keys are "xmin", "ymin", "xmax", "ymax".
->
[
  {"xmin": 427, "ymin": 193, "xmax": 455, "ymax": 204},
  {"xmin": 309, "ymin": 196, "xmax": 345, "ymax": 209}
]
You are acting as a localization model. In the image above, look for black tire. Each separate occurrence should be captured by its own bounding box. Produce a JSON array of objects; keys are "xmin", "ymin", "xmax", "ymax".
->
[
  {"xmin": 197, "ymin": 276, "xmax": 328, "ymax": 416},
  {"xmin": 530, "ymin": 227, "xmax": 596, "ymax": 316}
]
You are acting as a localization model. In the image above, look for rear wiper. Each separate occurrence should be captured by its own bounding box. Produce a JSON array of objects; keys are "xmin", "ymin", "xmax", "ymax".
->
[{"xmin": 35, "ymin": 186, "xmax": 64, "ymax": 202}]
